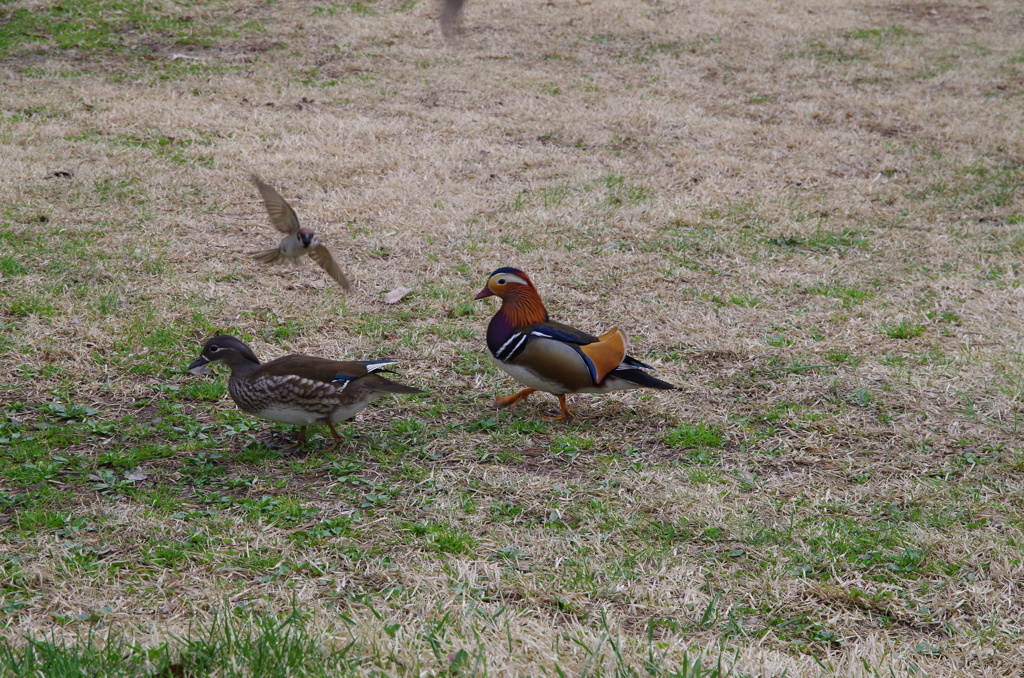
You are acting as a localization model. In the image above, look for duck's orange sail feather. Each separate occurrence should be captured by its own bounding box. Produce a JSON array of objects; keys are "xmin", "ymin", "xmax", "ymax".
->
[{"xmin": 579, "ymin": 327, "xmax": 626, "ymax": 384}]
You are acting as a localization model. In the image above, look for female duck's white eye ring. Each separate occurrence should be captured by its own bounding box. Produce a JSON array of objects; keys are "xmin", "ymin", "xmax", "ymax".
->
[{"xmin": 209, "ymin": 345, "xmax": 220, "ymax": 353}]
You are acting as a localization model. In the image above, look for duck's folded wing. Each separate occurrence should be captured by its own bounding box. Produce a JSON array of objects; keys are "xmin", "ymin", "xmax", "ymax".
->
[
  {"xmin": 259, "ymin": 356, "xmax": 370, "ymax": 386},
  {"xmin": 529, "ymin": 322, "xmax": 626, "ymax": 385},
  {"xmin": 530, "ymin": 320, "xmax": 600, "ymax": 345}
]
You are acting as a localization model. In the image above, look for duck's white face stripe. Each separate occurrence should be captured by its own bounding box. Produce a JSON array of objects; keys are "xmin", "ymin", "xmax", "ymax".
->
[{"xmin": 491, "ymin": 272, "xmax": 530, "ymax": 287}]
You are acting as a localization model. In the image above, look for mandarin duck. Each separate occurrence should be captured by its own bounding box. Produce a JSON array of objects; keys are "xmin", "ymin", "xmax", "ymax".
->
[
  {"xmin": 474, "ymin": 268, "xmax": 678, "ymax": 420},
  {"xmin": 188, "ymin": 335, "xmax": 423, "ymax": 452},
  {"xmin": 250, "ymin": 175, "xmax": 352, "ymax": 291}
]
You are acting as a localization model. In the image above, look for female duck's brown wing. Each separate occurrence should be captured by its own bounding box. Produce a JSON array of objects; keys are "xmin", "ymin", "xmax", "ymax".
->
[
  {"xmin": 256, "ymin": 355, "xmax": 370, "ymax": 385},
  {"xmin": 257, "ymin": 356, "xmax": 422, "ymax": 393}
]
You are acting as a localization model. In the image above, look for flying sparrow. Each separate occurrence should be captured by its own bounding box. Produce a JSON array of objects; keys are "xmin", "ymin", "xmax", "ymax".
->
[
  {"xmin": 250, "ymin": 175, "xmax": 352, "ymax": 291},
  {"xmin": 440, "ymin": 0, "xmax": 466, "ymax": 36}
]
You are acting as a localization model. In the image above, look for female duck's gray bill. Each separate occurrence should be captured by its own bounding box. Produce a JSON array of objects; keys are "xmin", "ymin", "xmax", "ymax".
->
[{"xmin": 187, "ymin": 355, "xmax": 213, "ymax": 375}]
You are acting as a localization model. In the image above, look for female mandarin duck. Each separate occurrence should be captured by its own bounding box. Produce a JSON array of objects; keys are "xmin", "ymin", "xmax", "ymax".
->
[
  {"xmin": 474, "ymin": 267, "xmax": 677, "ymax": 420},
  {"xmin": 188, "ymin": 335, "xmax": 423, "ymax": 452}
]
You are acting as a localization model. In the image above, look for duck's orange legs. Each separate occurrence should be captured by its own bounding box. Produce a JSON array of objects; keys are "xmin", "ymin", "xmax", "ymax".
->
[
  {"xmin": 496, "ymin": 387, "xmax": 536, "ymax": 409},
  {"xmin": 541, "ymin": 394, "xmax": 572, "ymax": 421}
]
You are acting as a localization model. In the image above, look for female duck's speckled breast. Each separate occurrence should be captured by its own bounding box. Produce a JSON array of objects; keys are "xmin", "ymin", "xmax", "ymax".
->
[{"xmin": 229, "ymin": 373, "xmax": 337, "ymax": 419}]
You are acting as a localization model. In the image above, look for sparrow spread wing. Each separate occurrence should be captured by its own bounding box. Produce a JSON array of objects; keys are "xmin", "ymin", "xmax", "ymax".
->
[
  {"xmin": 252, "ymin": 175, "xmax": 301, "ymax": 235},
  {"xmin": 251, "ymin": 247, "xmax": 284, "ymax": 264},
  {"xmin": 309, "ymin": 244, "xmax": 352, "ymax": 291}
]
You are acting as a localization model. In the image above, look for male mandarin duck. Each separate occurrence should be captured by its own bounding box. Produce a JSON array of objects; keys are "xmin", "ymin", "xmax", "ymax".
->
[
  {"xmin": 250, "ymin": 175, "xmax": 352, "ymax": 291},
  {"xmin": 188, "ymin": 335, "xmax": 423, "ymax": 452},
  {"xmin": 474, "ymin": 267, "xmax": 678, "ymax": 420}
]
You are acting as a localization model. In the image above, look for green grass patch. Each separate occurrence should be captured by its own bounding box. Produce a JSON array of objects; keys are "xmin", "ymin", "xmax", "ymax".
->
[
  {"xmin": 0, "ymin": 609, "xmax": 361, "ymax": 677},
  {"xmin": 880, "ymin": 320, "xmax": 925, "ymax": 340},
  {"xmin": 911, "ymin": 161, "xmax": 1022, "ymax": 211},
  {"xmin": 664, "ymin": 423, "xmax": 725, "ymax": 464},
  {"xmin": 802, "ymin": 281, "xmax": 874, "ymax": 306},
  {"xmin": 0, "ymin": 0, "xmax": 236, "ymax": 59}
]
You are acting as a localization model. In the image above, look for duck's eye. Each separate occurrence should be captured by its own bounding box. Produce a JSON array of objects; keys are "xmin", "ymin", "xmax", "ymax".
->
[
  {"xmin": 208, "ymin": 345, "xmax": 220, "ymax": 353},
  {"xmin": 497, "ymin": 278, "xmax": 506, "ymax": 285}
]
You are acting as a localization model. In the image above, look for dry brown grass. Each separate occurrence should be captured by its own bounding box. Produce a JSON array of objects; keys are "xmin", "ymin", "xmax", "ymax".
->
[{"xmin": 2, "ymin": 0, "xmax": 1024, "ymax": 675}]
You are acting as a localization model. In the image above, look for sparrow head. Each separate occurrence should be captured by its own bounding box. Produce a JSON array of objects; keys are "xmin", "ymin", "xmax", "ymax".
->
[
  {"xmin": 296, "ymin": 228, "xmax": 317, "ymax": 249},
  {"xmin": 474, "ymin": 267, "xmax": 535, "ymax": 299},
  {"xmin": 188, "ymin": 335, "xmax": 261, "ymax": 374},
  {"xmin": 296, "ymin": 229, "xmax": 315, "ymax": 250},
  {"xmin": 474, "ymin": 267, "xmax": 547, "ymax": 325}
]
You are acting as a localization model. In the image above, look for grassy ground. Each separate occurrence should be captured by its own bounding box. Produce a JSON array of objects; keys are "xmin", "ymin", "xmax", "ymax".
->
[{"xmin": 1, "ymin": 0, "xmax": 1023, "ymax": 675}]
